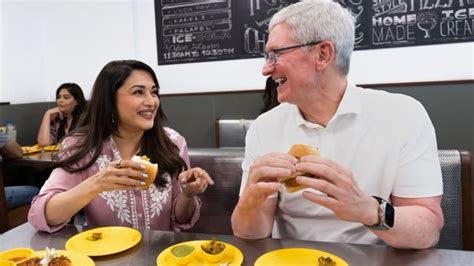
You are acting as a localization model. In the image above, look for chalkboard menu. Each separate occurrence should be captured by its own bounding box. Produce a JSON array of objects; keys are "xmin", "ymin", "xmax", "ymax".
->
[
  {"xmin": 154, "ymin": 0, "xmax": 298, "ymax": 65},
  {"xmin": 341, "ymin": 0, "xmax": 474, "ymax": 49},
  {"xmin": 155, "ymin": 0, "xmax": 474, "ymax": 65}
]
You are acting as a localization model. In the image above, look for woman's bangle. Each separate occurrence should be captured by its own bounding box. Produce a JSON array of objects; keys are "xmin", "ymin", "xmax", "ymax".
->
[{"xmin": 179, "ymin": 183, "xmax": 197, "ymax": 198}]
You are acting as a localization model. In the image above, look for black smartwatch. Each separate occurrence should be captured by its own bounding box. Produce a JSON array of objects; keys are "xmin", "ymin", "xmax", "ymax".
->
[{"xmin": 366, "ymin": 196, "xmax": 394, "ymax": 231}]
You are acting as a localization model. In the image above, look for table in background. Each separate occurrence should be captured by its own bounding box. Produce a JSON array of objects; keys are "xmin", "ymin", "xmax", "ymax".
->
[
  {"xmin": 3, "ymin": 150, "xmax": 57, "ymax": 188},
  {"xmin": 5, "ymin": 150, "xmax": 58, "ymax": 168},
  {"xmin": 1, "ymin": 224, "xmax": 473, "ymax": 266},
  {"xmin": 0, "ymin": 151, "xmax": 57, "ymax": 232}
]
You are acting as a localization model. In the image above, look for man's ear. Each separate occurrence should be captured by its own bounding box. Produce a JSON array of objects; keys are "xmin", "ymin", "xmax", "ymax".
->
[{"xmin": 314, "ymin": 41, "xmax": 335, "ymax": 71}]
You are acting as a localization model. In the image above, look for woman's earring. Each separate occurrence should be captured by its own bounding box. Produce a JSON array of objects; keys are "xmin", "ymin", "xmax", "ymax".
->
[{"xmin": 112, "ymin": 113, "xmax": 115, "ymax": 124}]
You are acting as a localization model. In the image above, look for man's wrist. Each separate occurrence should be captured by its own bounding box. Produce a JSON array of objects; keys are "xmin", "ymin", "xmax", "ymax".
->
[{"xmin": 364, "ymin": 196, "xmax": 381, "ymax": 226}]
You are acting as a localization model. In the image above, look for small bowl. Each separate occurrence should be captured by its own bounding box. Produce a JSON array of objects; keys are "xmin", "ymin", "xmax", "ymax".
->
[
  {"xmin": 199, "ymin": 240, "xmax": 226, "ymax": 263},
  {"xmin": 0, "ymin": 260, "xmax": 15, "ymax": 266},
  {"xmin": 0, "ymin": 248, "xmax": 34, "ymax": 264},
  {"xmin": 170, "ymin": 244, "xmax": 195, "ymax": 265}
]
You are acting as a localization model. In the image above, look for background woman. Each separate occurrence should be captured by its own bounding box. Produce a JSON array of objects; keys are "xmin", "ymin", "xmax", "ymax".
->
[
  {"xmin": 28, "ymin": 60, "xmax": 213, "ymax": 232},
  {"xmin": 37, "ymin": 83, "xmax": 86, "ymax": 146},
  {"xmin": 261, "ymin": 77, "xmax": 279, "ymax": 114}
]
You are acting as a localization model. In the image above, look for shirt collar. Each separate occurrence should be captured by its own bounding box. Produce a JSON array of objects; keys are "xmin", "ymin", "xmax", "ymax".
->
[
  {"xmin": 291, "ymin": 81, "xmax": 362, "ymax": 128},
  {"xmin": 334, "ymin": 80, "xmax": 362, "ymax": 117}
]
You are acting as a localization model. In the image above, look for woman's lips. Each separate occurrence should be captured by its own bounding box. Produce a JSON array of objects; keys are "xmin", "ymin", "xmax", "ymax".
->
[{"xmin": 138, "ymin": 111, "xmax": 154, "ymax": 119}]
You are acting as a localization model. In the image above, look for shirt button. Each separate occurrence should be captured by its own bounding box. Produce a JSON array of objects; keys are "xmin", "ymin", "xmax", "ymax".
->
[{"xmin": 138, "ymin": 213, "xmax": 142, "ymax": 218}]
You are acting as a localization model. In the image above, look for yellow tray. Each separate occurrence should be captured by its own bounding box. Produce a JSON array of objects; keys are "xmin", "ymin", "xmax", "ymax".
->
[
  {"xmin": 65, "ymin": 226, "xmax": 141, "ymax": 256},
  {"xmin": 255, "ymin": 247, "xmax": 348, "ymax": 266},
  {"xmin": 157, "ymin": 240, "xmax": 243, "ymax": 266}
]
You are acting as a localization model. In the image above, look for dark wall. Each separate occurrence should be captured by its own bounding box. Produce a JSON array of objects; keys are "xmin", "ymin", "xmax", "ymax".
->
[
  {"xmin": 376, "ymin": 83, "xmax": 474, "ymax": 153},
  {"xmin": 0, "ymin": 103, "xmax": 51, "ymax": 146},
  {"xmin": 161, "ymin": 92, "xmax": 263, "ymax": 148},
  {"xmin": 1, "ymin": 82, "xmax": 473, "ymax": 155}
]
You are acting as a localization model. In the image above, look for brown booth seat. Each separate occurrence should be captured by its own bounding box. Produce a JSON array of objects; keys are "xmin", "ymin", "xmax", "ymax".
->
[{"xmin": 185, "ymin": 148, "xmax": 244, "ymax": 235}]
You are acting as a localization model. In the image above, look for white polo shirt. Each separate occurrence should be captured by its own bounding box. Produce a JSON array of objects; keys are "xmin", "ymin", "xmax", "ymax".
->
[{"xmin": 240, "ymin": 81, "xmax": 443, "ymax": 245}]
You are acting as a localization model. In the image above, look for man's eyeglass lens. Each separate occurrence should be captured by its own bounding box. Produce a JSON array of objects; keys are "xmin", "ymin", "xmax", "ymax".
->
[{"xmin": 264, "ymin": 41, "xmax": 321, "ymax": 65}]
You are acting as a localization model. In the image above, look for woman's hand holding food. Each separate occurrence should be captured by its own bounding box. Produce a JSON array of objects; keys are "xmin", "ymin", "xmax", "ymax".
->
[
  {"xmin": 45, "ymin": 158, "xmax": 152, "ymax": 226},
  {"xmin": 178, "ymin": 168, "xmax": 214, "ymax": 197},
  {"xmin": 85, "ymin": 159, "xmax": 149, "ymax": 194}
]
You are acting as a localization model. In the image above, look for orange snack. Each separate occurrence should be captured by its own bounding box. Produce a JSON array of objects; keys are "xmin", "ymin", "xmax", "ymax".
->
[
  {"xmin": 131, "ymin": 155, "xmax": 158, "ymax": 189},
  {"xmin": 278, "ymin": 144, "xmax": 320, "ymax": 193}
]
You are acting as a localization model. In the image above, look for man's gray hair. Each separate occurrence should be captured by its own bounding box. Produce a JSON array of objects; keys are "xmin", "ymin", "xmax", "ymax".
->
[{"xmin": 269, "ymin": 0, "xmax": 355, "ymax": 74}]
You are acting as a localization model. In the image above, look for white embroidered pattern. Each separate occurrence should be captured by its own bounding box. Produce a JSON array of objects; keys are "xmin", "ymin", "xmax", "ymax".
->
[
  {"xmin": 101, "ymin": 190, "xmax": 132, "ymax": 224},
  {"xmin": 96, "ymin": 155, "xmax": 111, "ymax": 170},
  {"xmin": 148, "ymin": 173, "xmax": 171, "ymax": 219},
  {"xmin": 165, "ymin": 127, "xmax": 179, "ymax": 141},
  {"xmin": 165, "ymin": 127, "xmax": 186, "ymax": 157},
  {"xmin": 98, "ymin": 154, "xmax": 134, "ymax": 225}
]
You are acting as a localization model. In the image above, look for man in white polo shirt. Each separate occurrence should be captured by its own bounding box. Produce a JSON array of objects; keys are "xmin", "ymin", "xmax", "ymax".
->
[{"xmin": 231, "ymin": 0, "xmax": 443, "ymax": 249}]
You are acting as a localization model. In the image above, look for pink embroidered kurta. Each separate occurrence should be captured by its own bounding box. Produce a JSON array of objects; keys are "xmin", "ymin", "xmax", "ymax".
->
[{"xmin": 28, "ymin": 127, "xmax": 201, "ymax": 233}]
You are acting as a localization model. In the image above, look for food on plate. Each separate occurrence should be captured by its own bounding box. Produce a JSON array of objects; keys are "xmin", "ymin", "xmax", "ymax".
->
[
  {"xmin": 23, "ymin": 248, "xmax": 71, "ymax": 266},
  {"xmin": 278, "ymin": 144, "xmax": 320, "ymax": 192},
  {"xmin": 23, "ymin": 255, "xmax": 71, "ymax": 266},
  {"xmin": 21, "ymin": 144, "xmax": 42, "ymax": 154},
  {"xmin": 170, "ymin": 244, "xmax": 195, "ymax": 264},
  {"xmin": 43, "ymin": 145, "xmax": 60, "ymax": 152},
  {"xmin": 201, "ymin": 240, "xmax": 226, "ymax": 255},
  {"xmin": 200, "ymin": 240, "xmax": 226, "ymax": 262},
  {"xmin": 318, "ymin": 255, "xmax": 336, "ymax": 266},
  {"xmin": 21, "ymin": 144, "xmax": 59, "ymax": 155},
  {"xmin": 85, "ymin": 232, "xmax": 102, "ymax": 241},
  {"xmin": 131, "ymin": 155, "xmax": 158, "ymax": 189},
  {"xmin": 170, "ymin": 245, "xmax": 195, "ymax": 258}
]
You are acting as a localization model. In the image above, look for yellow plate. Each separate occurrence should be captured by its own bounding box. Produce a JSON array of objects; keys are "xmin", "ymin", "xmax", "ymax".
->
[
  {"xmin": 254, "ymin": 248, "xmax": 348, "ymax": 266},
  {"xmin": 33, "ymin": 250, "xmax": 94, "ymax": 266},
  {"xmin": 65, "ymin": 226, "xmax": 141, "ymax": 256},
  {"xmin": 0, "ymin": 248, "xmax": 34, "ymax": 264},
  {"xmin": 157, "ymin": 240, "xmax": 243, "ymax": 266},
  {"xmin": 0, "ymin": 260, "xmax": 15, "ymax": 266}
]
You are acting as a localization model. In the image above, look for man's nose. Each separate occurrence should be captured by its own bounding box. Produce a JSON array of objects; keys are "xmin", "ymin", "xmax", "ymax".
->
[{"xmin": 261, "ymin": 61, "xmax": 274, "ymax": 76}]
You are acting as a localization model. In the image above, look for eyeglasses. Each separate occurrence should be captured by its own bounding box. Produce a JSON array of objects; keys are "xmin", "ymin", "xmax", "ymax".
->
[{"xmin": 263, "ymin": 41, "xmax": 321, "ymax": 66}]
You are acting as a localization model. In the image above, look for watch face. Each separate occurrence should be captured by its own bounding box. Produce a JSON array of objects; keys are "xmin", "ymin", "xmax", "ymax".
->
[
  {"xmin": 369, "ymin": 196, "xmax": 395, "ymax": 230},
  {"xmin": 385, "ymin": 202, "xmax": 395, "ymax": 227}
]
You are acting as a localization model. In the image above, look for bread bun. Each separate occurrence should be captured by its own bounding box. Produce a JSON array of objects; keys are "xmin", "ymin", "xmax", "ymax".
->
[
  {"xmin": 132, "ymin": 155, "xmax": 158, "ymax": 189},
  {"xmin": 279, "ymin": 144, "xmax": 319, "ymax": 193}
]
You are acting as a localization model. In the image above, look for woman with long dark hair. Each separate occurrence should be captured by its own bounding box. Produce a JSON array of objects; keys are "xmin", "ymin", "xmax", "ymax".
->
[
  {"xmin": 37, "ymin": 83, "xmax": 87, "ymax": 146},
  {"xmin": 29, "ymin": 60, "xmax": 213, "ymax": 232}
]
